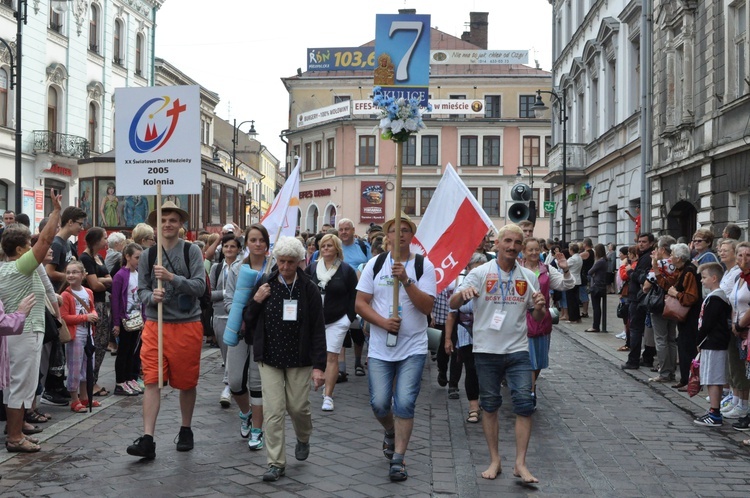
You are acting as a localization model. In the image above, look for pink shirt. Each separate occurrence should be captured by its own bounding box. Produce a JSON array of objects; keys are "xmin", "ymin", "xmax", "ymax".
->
[{"xmin": 0, "ymin": 299, "xmax": 28, "ymax": 390}]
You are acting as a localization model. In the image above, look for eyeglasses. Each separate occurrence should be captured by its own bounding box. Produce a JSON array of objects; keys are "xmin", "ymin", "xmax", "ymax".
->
[
  {"xmin": 388, "ymin": 229, "xmax": 412, "ymax": 234},
  {"xmin": 692, "ymin": 239, "xmax": 705, "ymax": 243},
  {"xmin": 66, "ymin": 270, "xmax": 82, "ymax": 275}
]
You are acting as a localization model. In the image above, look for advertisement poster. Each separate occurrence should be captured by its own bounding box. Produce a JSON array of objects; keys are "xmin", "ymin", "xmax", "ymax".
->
[
  {"xmin": 78, "ymin": 179, "xmax": 94, "ymax": 228},
  {"xmin": 360, "ymin": 181, "xmax": 386, "ymax": 223},
  {"xmin": 34, "ymin": 190, "xmax": 45, "ymax": 230},
  {"xmin": 115, "ymin": 85, "xmax": 201, "ymax": 195},
  {"xmin": 22, "ymin": 190, "xmax": 34, "ymax": 232},
  {"xmin": 307, "ymin": 47, "xmax": 375, "ymax": 71}
]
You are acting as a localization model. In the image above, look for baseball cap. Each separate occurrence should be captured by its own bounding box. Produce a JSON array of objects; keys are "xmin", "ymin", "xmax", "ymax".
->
[{"xmin": 222, "ymin": 224, "xmax": 234, "ymax": 233}]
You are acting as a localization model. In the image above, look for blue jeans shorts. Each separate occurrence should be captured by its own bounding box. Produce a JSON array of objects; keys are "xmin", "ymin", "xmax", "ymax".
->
[
  {"xmin": 368, "ymin": 354, "xmax": 426, "ymax": 419},
  {"xmin": 474, "ymin": 351, "xmax": 534, "ymax": 417}
]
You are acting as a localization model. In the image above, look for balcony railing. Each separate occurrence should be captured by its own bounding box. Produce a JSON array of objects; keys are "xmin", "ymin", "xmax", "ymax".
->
[
  {"xmin": 544, "ymin": 143, "xmax": 588, "ymax": 183},
  {"xmin": 33, "ymin": 131, "xmax": 90, "ymax": 159}
]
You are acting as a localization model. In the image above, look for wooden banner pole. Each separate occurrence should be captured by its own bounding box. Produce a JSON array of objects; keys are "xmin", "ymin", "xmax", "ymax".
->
[
  {"xmin": 156, "ymin": 183, "xmax": 164, "ymax": 389},
  {"xmin": 392, "ymin": 141, "xmax": 403, "ymax": 318}
]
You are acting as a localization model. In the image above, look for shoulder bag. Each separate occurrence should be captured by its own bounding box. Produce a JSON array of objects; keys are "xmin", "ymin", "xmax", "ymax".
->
[{"xmin": 662, "ymin": 269, "xmax": 691, "ymax": 323}]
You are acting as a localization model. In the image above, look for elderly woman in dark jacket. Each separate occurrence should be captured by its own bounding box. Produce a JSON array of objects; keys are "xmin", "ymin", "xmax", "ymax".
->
[{"xmin": 243, "ymin": 236, "xmax": 326, "ymax": 482}]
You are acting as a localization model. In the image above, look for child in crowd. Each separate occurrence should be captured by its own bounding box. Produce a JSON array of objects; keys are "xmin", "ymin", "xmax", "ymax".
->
[
  {"xmin": 61, "ymin": 261, "xmax": 99, "ymax": 413},
  {"xmin": 693, "ymin": 262, "xmax": 732, "ymax": 427}
]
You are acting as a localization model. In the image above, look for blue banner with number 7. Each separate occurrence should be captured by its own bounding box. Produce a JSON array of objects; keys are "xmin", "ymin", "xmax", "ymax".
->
[{"xmin": 374, "ymin": 13, "xmax": 431, "ymax": 106}]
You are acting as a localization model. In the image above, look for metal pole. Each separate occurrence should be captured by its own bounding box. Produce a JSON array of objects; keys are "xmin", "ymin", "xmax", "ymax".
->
[
  {"xmin": 13, "ymin": 1, "xmax": 25, "ymax": 214},
  {"xmin": 561, "ymin": 90, "xmax": 568, "ymax": 247},
  {"xmin": 231, "ymin": 118, "xmax": 237, "ymax": 177},
  {"xmin": 640, "ymin": 0, "xmax": 653, "ymax": 233}
]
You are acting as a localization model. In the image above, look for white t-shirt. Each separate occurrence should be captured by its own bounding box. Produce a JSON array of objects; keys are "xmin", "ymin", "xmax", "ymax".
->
[
  {"xmin": 730, "ymin": 277, "xmax": 750, "ymax": 326},
  {"xmin": 127, "ymin": 271, "xmax": 140, "ymax": 312},
  {"xmin": 357, "ymin": 253, "xmax": 437, "ymax": 361},
  {"xmin": 72, "ymin": 287, "xmax": 92, "ymax": 339},
  {"xmin": 457, "ymin": 260, "xmax": 539, "ymax": 355}
]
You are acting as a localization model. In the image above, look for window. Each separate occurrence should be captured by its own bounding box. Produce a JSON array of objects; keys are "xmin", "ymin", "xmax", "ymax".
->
[
  {"xmin": 314, "ymin": 141, "xmax": 321, "ymax": 170},
  {"xmin": 483, "ymin": 136, "xmax": 501, "ymax": 166},
  {"xmin": 590, "ymin": 75, "xmax": 599, "ymax": 138},
  {"xmin": 113, "ymin": 20, "xmax": 123, "ymax": 65},
  {"xmin": 468, "ymin": 187, "xmax": 478, "ymax": 200},
  {"xmin": 326, "ymin": 138, "xmax": 335, "ymax": 168},
  {"xmin": 523, "ymin": 136, "xmax": 541, "ymax": 167},
  {"xmin": 402, "ymin": 136, "xmax": 416, "ymax": 165},
  {"xmin": 630, "ymin": 40, "xmax": 641, "ymax": 113},
  {"xmin": 401, "ymin": 188, "xmax": 416, "ymax": 215},
  {"xmin": 420, "ymin": 188, "xmax": 435, "ymax": 215},
  {"xmin": 47, "ymin": 87, "xmax": 58, "ymax": 133},
  {"xmin": 304, "ymin": 143, "xmax": 312, "ymax": 171},
  {"xmin": 485, "ymin": 95, "xmax": 501, "ymax": 118},
  {"xmin": 359, "ymin": 135, "xmax": 376, "ymax": 165},
  {"xmin": 461, "ymin": 136, "xmax": 478, "ymax": 166},
  {"xmin": 0, "ymin": 181, "xmax": 6, "ymax": 212},
  {"xmin": 334, "ymin": 95, "xmax": 350, "ymax": 103},
  {"xmin": 200, "ymin": 117, "xmax": 210, "ymax": 145},
  {"xmin": 89, "ymin": 4, "xmax": 99, "ymax": 52},
  {"xmin": 210, "ymin": 183, "xmax": 222, "ymax": 225},
  {"xmin": 135, "ymin": 33, "xmax": 144, "ymax": 76},
  {"xmin": 49, "ymin": 7, "xmax": 62, "ymax": 32},
  {"xmin": 421, "ymin": 135, "xmax": 438, "ymax": 165},
  {"xmin": 732, "ymin": 2, "xmax": 748, "ymax": 98},
  {"xmin": 482, "ymin": 188, "xmax": 500, "ymax": 217},
  {"xmin": 0, "ymin": 68, "xmax": 7, "ymax": 127},
  {"xmin": 226, "ymin": 188, "xmax": 235, "ymax": 224},
  {"xmin": 88, "ymin": 103, "xmax": 97, "ymax": 151},
  {"xmin": 519, "ymin": 95, "xmax": 536, "ymax": 118},
  {"xmin": 449, "ymin": 94, "xmax": 466, "ymax": 118}
]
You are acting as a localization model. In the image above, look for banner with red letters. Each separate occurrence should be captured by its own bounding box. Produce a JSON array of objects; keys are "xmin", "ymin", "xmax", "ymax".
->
[{"xmin": 410, "ymin": 164, "xmax": 496, "ymax": 292}]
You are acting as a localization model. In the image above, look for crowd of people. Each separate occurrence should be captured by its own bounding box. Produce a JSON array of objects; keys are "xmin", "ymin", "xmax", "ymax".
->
[{"xmin": 1, "ymin": 194, "xmax": 748, "ymax": 485}]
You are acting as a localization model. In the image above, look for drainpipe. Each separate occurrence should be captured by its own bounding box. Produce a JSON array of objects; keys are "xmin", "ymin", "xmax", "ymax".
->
[
  {"xmin": 640, "ymin": 0, "xmax": 653, "ymax": 233},
  {"xmin": 150, "ymin": 6, "xmax": 157, "ymax": 86}
]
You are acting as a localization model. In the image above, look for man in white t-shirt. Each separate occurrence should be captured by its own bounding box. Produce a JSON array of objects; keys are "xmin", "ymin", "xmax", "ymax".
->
[
  {"xmin": 450, "ymin": 224, "xmax": 546, "ymax": 484},
  {"xmin": 355, "ymin": 213, "xmax": 436, "ymax": 483}
]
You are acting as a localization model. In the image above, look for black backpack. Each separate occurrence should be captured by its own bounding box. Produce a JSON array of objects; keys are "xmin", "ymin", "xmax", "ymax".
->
[
  {"xmin": 371, "ymin": 252, "xmax": 424, "ymax": 282},
  {"xmin": 147, "ymin": 241, "xmax": 212, "ymax": 311}
]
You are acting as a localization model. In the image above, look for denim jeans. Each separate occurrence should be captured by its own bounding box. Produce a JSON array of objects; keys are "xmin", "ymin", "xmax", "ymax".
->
[
  {"xmin": 474, "ymin": 351, "xmax": 534, "ymax": 417},
  {"xmin": 368, "ymin": 354, "xmax": 427, "ymax": 419}
]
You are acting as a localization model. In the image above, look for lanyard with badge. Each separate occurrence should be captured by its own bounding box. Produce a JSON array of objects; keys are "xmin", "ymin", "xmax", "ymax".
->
[
  {"xmin": 280, "ymin": 274, "xmax": 298, "ymax": 321},
  {"xmin": 489, "ymin": 260, "xmax": 513, "ymax": 332}
]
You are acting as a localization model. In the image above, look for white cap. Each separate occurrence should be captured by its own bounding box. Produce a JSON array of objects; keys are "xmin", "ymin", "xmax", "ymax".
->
[{"xmin": 222, "ymin": 224, "xmax": 234, "ymax": 232}]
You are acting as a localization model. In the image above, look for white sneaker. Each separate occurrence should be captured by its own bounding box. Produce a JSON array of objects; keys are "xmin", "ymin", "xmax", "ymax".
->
[
  {"xmin": 722, "ymin": 405, "xmax": 749, "ymax": 419},
  {"xmin": 720, "ymin": 393, "xmax": 734, "ymax": 409},
  {"xmin": 615, "ymin": 331, "xmax": 626, "ymax": 340},
  {"xmin": 220, "ymin": 385, "xmax": 231, "ymax": 408},
  {"xmin": 239, "ymin": 410, "xmax": 252, "ymax": 438},
  {"xmin": 322, "ymin": 396, "xmax": 334, "ymax": 411},
  {"xmin": 721, "ymin": 402, "xmax": 738, "ymax": 415}
]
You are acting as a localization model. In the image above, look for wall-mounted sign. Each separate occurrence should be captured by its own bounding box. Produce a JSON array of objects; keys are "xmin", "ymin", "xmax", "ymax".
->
[
  {"xmin": 351, "ymin": 99, "xmax": 485, "ymax": 116},
  {"xmin": 43, "ymin": 164, "xmax": 73, "ymax": 176},
  {"xmin": 307, "ymin": 47, "xmax": 375, "ymax": 71},
  {"xmin": 360, "ymin": 181, "xmax": 386, "ymax": 223},
  {"xmin": 430, "ymin": 50, "xmax": 529, "ymax": 65},
  {"xmin": 299, "ymin": 189, "xmax": 331, "ymax": 199},
  {"xmin": 296, "ymin": 101, "xmax": 351, "ymax": 128}
]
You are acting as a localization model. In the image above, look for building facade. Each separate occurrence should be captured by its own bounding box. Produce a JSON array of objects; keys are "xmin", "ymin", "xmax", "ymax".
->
[
  {"xmin": 283, "ymin": 12, "xmax": 552, "ymax": 237},
  {"xmin": 0, "ymin": 0, "xmax": 163, "ymax": 228}
]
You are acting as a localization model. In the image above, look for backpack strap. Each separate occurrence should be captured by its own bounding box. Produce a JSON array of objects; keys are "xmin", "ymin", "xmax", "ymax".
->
[
  {"xmin": 358, "ymin": 239, "xmax": 368, "ymax": 257},
  {"xmin": 371, "ymin": 252, "xmax": 389, "ymax": 280}
]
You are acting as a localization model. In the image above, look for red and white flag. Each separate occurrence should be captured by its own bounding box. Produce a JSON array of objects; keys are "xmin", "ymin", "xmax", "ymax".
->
[
  {"xmin": 411, "ymin": 164, "xmax": 496, "ymax": 292},
  {"xmin": 261, "ymin": 158, "xmax": 300, "ymax": 245}
]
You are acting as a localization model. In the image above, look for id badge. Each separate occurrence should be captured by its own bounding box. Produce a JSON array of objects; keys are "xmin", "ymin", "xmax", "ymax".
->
[
  {"xmin": 489, "ymin": 310, "xmax": 507, "ymax": 331},
  {"xmin": 283, "ymin": 300, "xmax": 298, "ymax": 321}
]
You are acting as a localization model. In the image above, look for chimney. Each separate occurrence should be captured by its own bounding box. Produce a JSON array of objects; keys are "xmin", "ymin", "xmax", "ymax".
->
[
  {"xmin": 460, "ymin": 12, "xmax": 489, "ymax": 50},
  {"xmin": 398, "ymin": 8, "xmax": 417, "ymax": 15}
]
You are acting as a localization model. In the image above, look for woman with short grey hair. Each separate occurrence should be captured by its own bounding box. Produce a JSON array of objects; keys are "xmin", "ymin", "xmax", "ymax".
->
[{"xmin": 105, "ymin": 231, "xmax": 127, "ymax": 273}]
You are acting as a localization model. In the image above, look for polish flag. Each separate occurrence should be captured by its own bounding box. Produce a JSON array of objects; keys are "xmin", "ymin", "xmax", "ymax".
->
[
  {"xmin": 411, "ymin": 164, "xmax": 496, "ymax": 292},
  {"xmin": 261, "ymin": 158, "xmax": 300, "ymax": 246}
]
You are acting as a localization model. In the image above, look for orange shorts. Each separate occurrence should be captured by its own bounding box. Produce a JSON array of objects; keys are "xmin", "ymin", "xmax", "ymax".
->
[{"xmin": 140, "ymin": 320, "xmax": 203, "ymax": 390}]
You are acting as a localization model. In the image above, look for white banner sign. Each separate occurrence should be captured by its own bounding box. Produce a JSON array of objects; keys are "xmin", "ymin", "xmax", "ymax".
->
[
  {"xmin": 296, "ymin": 100, "xmax": 351, "ymax": 128},
  {"xmin": 115, "ymin": 85, "xmax": 201, "ymax": 195},
  {"xmin": 430, "ymin": 50, "xmax": 529, "ymax": 65},
  {"xmin": 351, "ymin": 99, "xmax": 485, "ymax": 116}
]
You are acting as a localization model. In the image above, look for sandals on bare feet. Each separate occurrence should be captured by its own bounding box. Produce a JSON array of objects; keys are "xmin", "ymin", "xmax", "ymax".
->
[
  {"xmin": 6, "ymin": 437, "xmax": 41, "ymax": 453},
  {"xmin": 466, "ymin": 410, "xmax": 481, "ymax": 423},
  {"xmin": 741, "ymin": 439, "xmax": 750, "ymax": 447}
]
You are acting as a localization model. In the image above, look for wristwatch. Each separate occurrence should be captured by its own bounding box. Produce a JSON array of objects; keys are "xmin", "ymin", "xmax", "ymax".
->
[{"xmin": 403, "ymin": 278, "xmax": 415, "ymax": 288}]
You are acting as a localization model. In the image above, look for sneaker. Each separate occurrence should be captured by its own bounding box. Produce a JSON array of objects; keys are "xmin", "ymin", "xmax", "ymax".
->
[
  {"xmin": 322, "ymin": 396, "xmax": 334, "ymax": 411},
  {"xmin": 220, "ymin": 386, "xmax": 231, "ymax": 408},
  {"xmin": 248, "ymin": 428, "xmax": 264, "ymax": 450},
  {"xmin": 720, "ymin": 393, "xmax": 734, "ymax": 409},
  {"xmin": 615, "ymin": 331, "xmax": 626, "ymax": 340},
  {"xmin": 262, "ymin": 465, "xmax": 285, "ymax": 482},
  {"xmin": 175, "ymin": 427, "xmax": 194, "ymax": 451},
  {"xmin": 648, "ymin": 376, "xmax": 671, "ymax": 383},
  {"xmin": 126, "ymin": 380, "xmax": 143, "ymax": 394},
  {"xmin": 723, "ymin": 405, "xmax": 749, "ymax": 419},
  {"xmin": 448, "ymin": 387, "xmax": 460, "ymax": 399},
  {"xmin": 40, "ymin": 391, "xmax": 68, "ymax": 406},
  {"xmin": 127, "ymin": 436, "xmax": 156, "ymax": 460},
  {"xmin": 295, "ymin": 440, "xmax": 310, "ymax": 461},
  {"xmin": 732, "ymin": 415, "xmax": 750, "ymax": 431},
  {"xmin": 694, "ymin": 413, "xmax": 723, "ymax": 427},
  {"xmin": 239, "ymin": 410, "xmax": 252, "ymax": 438},
  {"xmin": 137, "ymin": 379, "xmax": 145, "ymax": 391},
  {"xmin": 114, "ymin": 383, "xmax": 138, "ymax": 396}
]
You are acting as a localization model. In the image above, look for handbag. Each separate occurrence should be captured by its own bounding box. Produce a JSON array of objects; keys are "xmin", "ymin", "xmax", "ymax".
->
[
  {"xmin": 616, "ymin": 300, "xmax": 628, "ymax": 319},
  {"xmin": 122, "ymin": 309, "xmax": 144, "ymax": 332},
  {"xmin": 662, "ymin": 294, "xmax": 690, "ymax": 323},
  {"xmin": 44, "ymin": 296, "xmax": 71, "ymax": 344},
  {"xmin": 687, "ymin": 352, "xmax": 701, "ymax": 397},
  {"xmin": 638, "ymin": 285, "xmax": 665, "ymax": 314}
]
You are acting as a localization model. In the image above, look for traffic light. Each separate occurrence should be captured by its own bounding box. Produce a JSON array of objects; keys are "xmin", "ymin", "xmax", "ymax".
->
[{"xmin": 508, "ymin": 183, "xmax": 536, "ymax": 224}]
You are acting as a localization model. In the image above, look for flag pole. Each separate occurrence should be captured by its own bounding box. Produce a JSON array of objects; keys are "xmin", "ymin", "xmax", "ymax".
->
[
  {"xmin": 156, "ymin": 183, "xmax": 164, "ymax": 389},
  {"xmin": 392, "ymin": 141, "xmax": 403, "ymax": 318},
  {"xmin": 265, "ymin": 226, "xmax": 284, "ymax": 276}
]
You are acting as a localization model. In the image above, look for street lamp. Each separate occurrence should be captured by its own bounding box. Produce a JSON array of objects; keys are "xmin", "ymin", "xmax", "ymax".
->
[
  {"xmin": 231, "ymin": 119, "xmax": 257, "ymax": 177},
  {"xmin": 2, "ymin": 0, "xmax": 69, "ymax": 213},
  {"xmin": 532, "ymin": 89, "xmax": 568, "ymax": 245}
]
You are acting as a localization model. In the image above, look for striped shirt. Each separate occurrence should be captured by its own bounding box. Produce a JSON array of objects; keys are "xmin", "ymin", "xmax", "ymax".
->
[{"xmin": 0, "ymin": 250, "xmax": 46, "ymax": 334}]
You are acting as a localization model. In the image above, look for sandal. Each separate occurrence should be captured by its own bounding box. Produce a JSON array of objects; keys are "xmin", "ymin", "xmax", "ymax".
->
[
  {"xmin": 35, "ymin": 409, "xmax": 52, "ymax": 421},
  {"xmin": 23, "ymin": 423, "xmax": 43, "ymax": 435},
  {"xmin": 23, "ymin": 435, "xmax": 40, "ymax": 444},
  {"xmin": 81, "ymin": 399, "xmax": 101, "ymax": 408},
  {"xmin": 389, "ymin": 459, "xmax": 408, "ymax": 482},
  {"xmin": 25, "ymin": 410, "xmax": 48, "ymax": 424},
  {"xmin": 584, "ymin": 328, "xmax": 600, "ymax": 333},
  {"xmin": 6, "ymin": 437, "xmax": 40, "ymax": 453},
  {"xmin": 70, "ymin": 401, "xmax": 87, "ymax": 413},
  {"xmin": 581, "ymin": 313, "xmax": 589, "ymax": 318},
  {"xmin": 355, "ymin": 365, "xmax": 366, "ymax": 377},
  {"xmin": 741, "ymin": 439, "xmax": 750, "ymax": 447},
  {"xmin": 617, "ymin": 346, "xmax": 630, "ymax": 352},
  {"xmin": 466, "ymin": 410, "xmax": 481, "ymax": 424},
  {"xmin": 93, "ymin": 387, "xmax": 110, "ymax": 397},
  {"xmin": 382, "ymin": 430, "xmax": 395, "ymax": 460}
]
